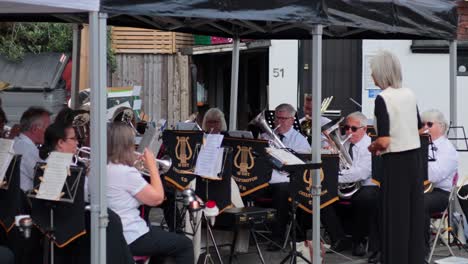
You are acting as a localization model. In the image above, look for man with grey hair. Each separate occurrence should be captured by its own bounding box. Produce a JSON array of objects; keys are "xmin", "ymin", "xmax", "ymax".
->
[
  {"xmin": 13, "ymin": 107, "xmax": 51, "ymax": 192},
  {"xmin": 420, "ymin": 109, "xmax": 457, "ymax": 259},
  {"xmin": 261, "ymin": 103, "xmax": 310, "ymax": 249},
  {"xmin": 324, "ymin": 111, "xmax": 379, "ymax": 259}
]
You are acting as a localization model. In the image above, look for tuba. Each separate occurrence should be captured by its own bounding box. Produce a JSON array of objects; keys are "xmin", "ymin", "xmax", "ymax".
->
[
  {"xmin": 322, "ymin": 118, "xmax": 361, "ymax": 199},
  {"xmin": 249, "ymin": 111, "xmax": 286, "ymax": 149}
]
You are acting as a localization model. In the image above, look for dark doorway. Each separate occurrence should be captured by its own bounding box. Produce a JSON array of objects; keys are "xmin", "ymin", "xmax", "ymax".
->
[
  {"xmin": 298, "ymin": 39, "xmax": 363, "ymax": 118},
  {"xmin": 192, "ymin": 48, "xmax": 269, "ymax": 130}
]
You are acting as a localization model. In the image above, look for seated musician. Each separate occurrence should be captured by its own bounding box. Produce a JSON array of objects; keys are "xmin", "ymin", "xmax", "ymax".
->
[
  {"xmin": 261, "ymin": 103, "xmax": 311, "ymax": 247},
  {"xmin": 300, "ymin": 94, "xmax": 331, "ymax": 147},
  {"xmin": 107, "ymin": 123, "xmax": 194, "ymax": 264},
  {"xmin": 202, "ymin": 107, "xmax": 227, "ymax": 134},
  {"xmin": 201, "ymin": 107, "xmax": 244, "ymax": 208},
  {"xmin": 323, "ymin": 112, "xmax": 378, "ymax": 258},
  {"xmin": 300, "ymin": 94, "xmax": 331, "ymax": 126},
  {"xmin": 13, "ymin": 107, "xmax": 51, "ymax": 192},
  {"xmin": 421, "ymin": 110, "xmax": 458, "ymax": 257},
  {"xmin": 49, "ymin": 108, "xmax": 135, "ymax": 264}
]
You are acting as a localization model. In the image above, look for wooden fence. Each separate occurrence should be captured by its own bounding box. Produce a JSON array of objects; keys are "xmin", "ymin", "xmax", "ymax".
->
[
  {"xmin": 111, "ymin": 27, "xmax": 194, "ymax": 54},
  {"xmin": 109, "ymin": 53, "xmax": 192, "ymax": 126}
]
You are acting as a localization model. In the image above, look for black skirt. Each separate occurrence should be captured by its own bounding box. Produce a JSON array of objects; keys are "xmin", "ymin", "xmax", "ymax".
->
[{"xmin": 380, "ymin": 148, "xmax": 425, "ymax": 264}]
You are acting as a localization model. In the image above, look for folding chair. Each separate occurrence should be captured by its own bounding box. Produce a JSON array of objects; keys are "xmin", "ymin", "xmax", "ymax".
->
[{"xmin": 428, "ymin": 174, "xmax": 460, "ymax": 263}]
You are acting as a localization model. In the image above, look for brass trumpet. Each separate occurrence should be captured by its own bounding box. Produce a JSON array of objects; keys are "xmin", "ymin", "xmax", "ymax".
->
[
  {"xmin": 133, "ymin": 151, "xmax": 172, "ymax": 175},
  {"xmin": 73, "ymin": 146, "xmax": 91, "ymax": 167}
]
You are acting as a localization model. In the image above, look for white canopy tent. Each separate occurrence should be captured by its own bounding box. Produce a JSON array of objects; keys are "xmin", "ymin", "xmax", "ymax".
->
[{"xmin": 0, "ymin": 1, "xmax": 459, "ymax": 264}]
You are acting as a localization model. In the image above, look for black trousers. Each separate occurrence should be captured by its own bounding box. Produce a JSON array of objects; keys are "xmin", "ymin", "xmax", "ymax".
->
[
  {"xmin": 129, "ymin": 226, "xmax": 194, "ymax": 264},
  {"xmin": 424, "ymin": 188, "xmax": 449, "ymax": 254},
  {"xmin": 270, "ymin": 182, "xmax": 291, "ymax": 240},
  {"xmin": 322, "ymin": 186, "xmax": 379, "ymax": 245},
  {"xmin": 381, "ymin": 149, "xmax": 425, "ymax": 264}
]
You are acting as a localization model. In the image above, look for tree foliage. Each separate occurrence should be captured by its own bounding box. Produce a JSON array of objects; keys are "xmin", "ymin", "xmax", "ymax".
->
[
  {"xmin": 0, "ymin": 22, "xmax": 116, "ymax": 72},
  {"xmin": 0, "ymin": 22, "xmax": 73, "ymax": 61}
]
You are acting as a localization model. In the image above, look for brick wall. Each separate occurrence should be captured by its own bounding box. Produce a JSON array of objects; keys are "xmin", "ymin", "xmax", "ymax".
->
[{"xmin": 458, "ymin": 0, "xmax": 468, "ymax": 40}]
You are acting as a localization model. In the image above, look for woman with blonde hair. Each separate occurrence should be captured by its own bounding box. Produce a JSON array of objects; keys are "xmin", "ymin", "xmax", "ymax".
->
[
  {"xmin": 368, "ymin": 50, "xmax": 425, "ymax": 264},
  {"xmin": 107, "ymin": 122, "xmax": 193, "ymax": 264},
  {"xmin": 202, "ymin": 107, "xmax": 227, "ymax": 134}
]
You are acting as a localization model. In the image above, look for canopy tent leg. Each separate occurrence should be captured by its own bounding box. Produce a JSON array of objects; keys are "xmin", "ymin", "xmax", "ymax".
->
[
  {"xmin": 310, "ymin": 24, "xmax": 323, "ymax": 264},
  {"xmin": 70, "ymin": 24, "xmax": 81, "ymax": 110},
  {"xmin": 89, "ymin": 11, "xmax": 108, "ymax": 264},
  {"xmin": 229, "ymin": 37, "xmax": 240, "ymax": 130},
  {"xmin": 449, "ymin": 40, "xmax": 457, "ymax": 132}
]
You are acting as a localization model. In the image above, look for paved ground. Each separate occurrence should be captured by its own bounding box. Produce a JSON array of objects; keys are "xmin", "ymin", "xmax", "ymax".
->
[{"xmin": 150, "ymin": 208, "xmax": 468, "ymax": 264}]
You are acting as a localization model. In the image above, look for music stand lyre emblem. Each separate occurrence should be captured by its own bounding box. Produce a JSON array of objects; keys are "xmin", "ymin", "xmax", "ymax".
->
[
  {"xmin": 175, "ymin": 136, "xmax": 192, "ymax": 168},
  {"xmin": 233, "ymin": 146, "xmax": 255, "ymax": 176},
  {"xmin": 303, "ymin": 169, "xmax": 325, "ymax": 192}
]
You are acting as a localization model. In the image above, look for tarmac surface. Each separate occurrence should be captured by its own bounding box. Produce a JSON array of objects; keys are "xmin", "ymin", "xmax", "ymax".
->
[{"xmin": 150, "ymin": 208, "xmax": 468, "ymax": 264}]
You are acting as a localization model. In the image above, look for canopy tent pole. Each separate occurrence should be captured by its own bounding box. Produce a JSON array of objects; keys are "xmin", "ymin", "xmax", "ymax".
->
[
  {"xmin": 449, "ymin": 40, "xmax": 457, "ymax": 131},
  {"xmin": 89, "ymin": 11, "xmax": 108, "ymax": 264},
  {"xmin": 70, "ymin": 24, "xmax": 81, "ymax": 110},
  {"xmin": 310, "ymin": 24, "xmax": 323, "ymax": 264},
  {"xmin": 229, "ymin": 37, "xmax": 240, "ymax": 130}
]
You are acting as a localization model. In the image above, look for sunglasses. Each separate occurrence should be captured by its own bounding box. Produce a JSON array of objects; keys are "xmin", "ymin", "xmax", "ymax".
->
[
  {"xmin": 424, "ymin": 121, "xmax": 434, "ymax": 128},
  {"xmin": 343, "ymin": 125, "xmax": 363, "ymax": 132}
]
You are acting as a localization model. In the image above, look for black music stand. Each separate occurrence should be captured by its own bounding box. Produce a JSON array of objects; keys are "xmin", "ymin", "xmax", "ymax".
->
[
  {"xmin": 0, "ymin": 155, "xmax": 22, "ymax": 233},
  {"xmin": 161, "ymin": 130, "xmax": 204, "ymax": 232},
  {"xmin": 194, "ymin": 146, "xmax": 232, "ymax": 264},
  {"xmin": 277, "ymin": 162, "xmax": 321, "ymax": 264},
  {"xmin": 28, "ymin": 161, "xmax": 84, "ymax": 264}
]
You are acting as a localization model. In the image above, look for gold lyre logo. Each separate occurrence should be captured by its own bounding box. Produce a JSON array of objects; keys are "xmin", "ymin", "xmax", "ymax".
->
[
  {"xmin": 233, "ymin": 146, "xmax": 255, "ymax": 176},
  {"xmin": 303, "ymin": 169, "xmax": 325, "ymax": 192},
  {"xmin": 175, "ymin": 136, "xmax": 192, "ymax": 168}
]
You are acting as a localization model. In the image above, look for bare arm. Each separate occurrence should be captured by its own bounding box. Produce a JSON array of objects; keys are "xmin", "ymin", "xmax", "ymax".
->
[{"xmin": 134, "ymin": 148, "xmax": 165, "ymax": 206}]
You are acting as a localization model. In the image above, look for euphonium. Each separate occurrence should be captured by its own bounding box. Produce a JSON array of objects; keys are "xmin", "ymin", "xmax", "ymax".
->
[
  {"xmin": 249, "ymin": 111, "xmax": 286, "ymax": 149},
  {"xmin": 322, "ymin": 118, "xmax": 361, "ymax": 199}
]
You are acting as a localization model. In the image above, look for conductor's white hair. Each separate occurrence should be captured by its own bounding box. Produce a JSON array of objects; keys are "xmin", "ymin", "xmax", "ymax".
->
[{"xmin": 370, "ymin": 50, "xmax": 402, "ymax": 89}]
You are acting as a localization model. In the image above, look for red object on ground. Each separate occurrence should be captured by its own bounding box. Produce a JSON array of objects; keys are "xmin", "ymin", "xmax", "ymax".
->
[{"xmin": 206, "ymin": 200, "xmax": 216, "ymax": 208}]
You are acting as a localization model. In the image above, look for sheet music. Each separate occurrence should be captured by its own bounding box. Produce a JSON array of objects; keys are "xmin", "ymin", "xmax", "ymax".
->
[
  {"xmin": 266, "ymin": 148, "xmax": 305, "ymax": 166},
  {"xmin": 0, "ymin": 139, "xmax": 14, "ymax": 185},
  {"xmin": 195, "ymin": 146, "xmax": 224, "ymax": 179},
  {"xmin": 36, "ymin": 152, "xmax": 73, "ymax": 201},
  {"xmin": 205, "ymin": 134, "xmax": 224, "ymax": 148}
]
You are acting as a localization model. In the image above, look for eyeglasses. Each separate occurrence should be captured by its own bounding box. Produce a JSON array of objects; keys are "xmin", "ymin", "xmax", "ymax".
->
[
  {"xmin": 65, "ymin": 137, "xmax": 78, "ymax": 142},
  {"xmin": 275, "ymin": 116, "xmax": 293, "ymax": 121},
  {"xmin": 343, "ymin": 125, "xmax": 363, "ymax": 132},
  {"xmin": 424, "ymin": 122, "xmax": 434, "ymax": 128},
  {"xmin": 206, "ymin": 120, "xmax": 220, "ymax": 124}
]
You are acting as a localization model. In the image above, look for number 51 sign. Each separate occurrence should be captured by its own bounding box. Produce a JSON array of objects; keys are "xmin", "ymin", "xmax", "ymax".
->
[{"xmin": 268, "ymin": 40, "xmax": 298, "ymax": 109}]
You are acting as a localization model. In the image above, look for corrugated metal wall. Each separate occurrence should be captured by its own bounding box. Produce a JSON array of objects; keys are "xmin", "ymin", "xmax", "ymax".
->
[{"xmin": 109, "ymin": 53, "xmax": 191, "ymax": 127}]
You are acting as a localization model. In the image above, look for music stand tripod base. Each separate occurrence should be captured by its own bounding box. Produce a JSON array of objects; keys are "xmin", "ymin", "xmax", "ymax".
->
[{"xmin": 279, "ymin": 162, "xmax": 321, "ymax": 264}]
